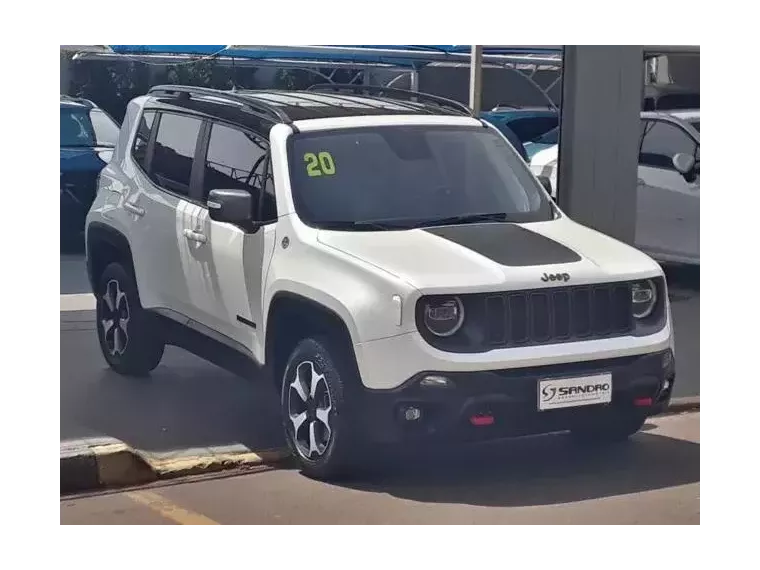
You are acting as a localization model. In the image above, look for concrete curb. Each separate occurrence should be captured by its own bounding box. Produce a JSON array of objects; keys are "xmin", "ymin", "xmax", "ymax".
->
[{"xmin": 61, "ymin": 438, "xmax": 290, "ymax": 494}]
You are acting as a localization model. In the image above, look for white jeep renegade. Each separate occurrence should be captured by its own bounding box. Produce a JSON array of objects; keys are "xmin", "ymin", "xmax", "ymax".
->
[{"xmin": 86, "ymin": 84, "xmax": 676, "ymax": 479}]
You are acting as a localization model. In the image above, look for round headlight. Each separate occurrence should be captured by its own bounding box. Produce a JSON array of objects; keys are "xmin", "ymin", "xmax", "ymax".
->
[
  {"xmin": 631, "ymin": 280, "xmax": 657, "ymax": 319},
  {"xmin": 423, "ymin": 297, "xmax": 465, "ymax": 337}
]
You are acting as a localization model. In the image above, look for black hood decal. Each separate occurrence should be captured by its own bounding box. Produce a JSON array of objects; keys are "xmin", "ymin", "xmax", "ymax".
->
[{"xmin": 423, "ymin": 223, "xmax": 581, "ymax": 267}]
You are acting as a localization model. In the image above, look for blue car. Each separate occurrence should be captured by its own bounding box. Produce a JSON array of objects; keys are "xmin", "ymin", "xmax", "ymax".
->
[
  {"xmin": 523, "ymin": 125, "xmax": 559, "ymax": 160},
  {"xmin": 480, "ymin": 107, "xmax": 558, "ymax": 161},
  {"xmin": 60, "ymin": 95, "xmax": 120, "ymax": 245}
]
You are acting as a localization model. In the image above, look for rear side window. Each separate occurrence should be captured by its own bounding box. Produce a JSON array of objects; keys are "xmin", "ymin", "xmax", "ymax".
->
[
  {"xmin": 131, "ymin": 111, "xmax": 156, "ymax": 170},
  {"xmin": 150, "ymin": 113, "xmax": 203, "ymax": 196}
]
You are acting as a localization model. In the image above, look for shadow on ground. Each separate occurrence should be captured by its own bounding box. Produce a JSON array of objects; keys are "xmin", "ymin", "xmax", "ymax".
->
[
  {"xmin": 324, "ymin": 429, "xmax": 699, "ymax": 508},
  {"xmin": 60, "ymin": 329, "xmax": 285, "ymax": 453}
]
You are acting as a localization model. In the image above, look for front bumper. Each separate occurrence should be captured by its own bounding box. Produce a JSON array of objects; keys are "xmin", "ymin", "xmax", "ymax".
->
[{"xmin": 357, "ymin": 350, "xmax": 675, "ymax": 444}]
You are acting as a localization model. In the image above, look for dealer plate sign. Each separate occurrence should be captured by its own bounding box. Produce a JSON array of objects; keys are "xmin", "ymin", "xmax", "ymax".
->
[{"xmin": 538, "ymin": 374, "xmax": 612, "ymax": 411}]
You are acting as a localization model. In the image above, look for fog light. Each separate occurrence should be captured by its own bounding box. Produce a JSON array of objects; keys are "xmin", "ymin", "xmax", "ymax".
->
[
  {"xmin": 403, "ymin": 406, "xmax": 422, "ymax": 421},
  {"xmin": 420, "ymin": 375, "xmax": 453, "ymax": 388},
  {"xmin": 663, "ymin": 379, "xmax": 671, "ymax": 391}
]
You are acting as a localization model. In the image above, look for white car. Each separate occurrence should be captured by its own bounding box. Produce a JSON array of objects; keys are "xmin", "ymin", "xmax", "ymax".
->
[
  {"xmin": 86, "ymin": 84, "xmax": 676, "ymax": 479},
  {"xmin": 528, "ymin": 110, "xmax": 700, "ymax": 265}
]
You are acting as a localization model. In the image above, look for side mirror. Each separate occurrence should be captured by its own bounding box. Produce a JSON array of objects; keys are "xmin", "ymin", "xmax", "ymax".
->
[
  {"xmin": 672, "ymin": 153, "xmax": 696, "ymax": 175},
  {"xmin": 538, "ymin": 175, "xmax": 554, "ymax": 197},
  {"xmin": 207, "ymin": 189, "xmax": 253, "ymax": 224}
]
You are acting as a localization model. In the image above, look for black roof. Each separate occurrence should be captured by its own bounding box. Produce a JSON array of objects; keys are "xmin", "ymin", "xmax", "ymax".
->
[{"xmin": 145, "ymin": 84, "xmax": 473, "ymax": 131}]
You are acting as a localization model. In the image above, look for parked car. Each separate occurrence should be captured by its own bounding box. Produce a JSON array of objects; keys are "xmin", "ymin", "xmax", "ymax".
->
[
  {"xmin": 661, "ymin": 109, "xmax": 705, "ymax": 133},
  {"xmin": 643, "ymin": 84, "xmax": 700, "ymax": 112},
  {"xmin": 527, "ymin": 110, "xmax": 700, "ymax": 265},
  {"xmin": 60, "ymin": 95, "xmax": 120, "ymax": 245},
  {"xmin": 480, "ymin": 107, "xmax": 558, "ymax": 161},
  {"xmin": 524, "ymin": 125, "xmax": 559, "ymax": 160},
  {"xmin": 86, "ymin": 84, "xmax": 675, "ymax": 480}
]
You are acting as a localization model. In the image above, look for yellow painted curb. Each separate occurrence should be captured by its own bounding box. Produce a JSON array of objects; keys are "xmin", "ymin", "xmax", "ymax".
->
[
  {"xmin": 62, "ymin": 439, "xmax": 291, "ymax": 494},
  {"xmin": 147, "ymin": 449, "xmax": 291, "ymax": 478},
  {"xmin": 91, "ymin": 442, "xmax": 156, "ymax": 488}
]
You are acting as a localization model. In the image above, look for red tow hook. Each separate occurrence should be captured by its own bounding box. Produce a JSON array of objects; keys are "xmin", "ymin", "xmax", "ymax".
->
[{"xmin": 470, "ymin": 414, "xmax": 495, "ymax": 426}]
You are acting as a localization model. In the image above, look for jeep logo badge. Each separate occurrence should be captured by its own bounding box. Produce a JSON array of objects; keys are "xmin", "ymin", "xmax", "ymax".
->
[{"xmin": 541, "ymin": 272, "xmax": 570, "ymax": 283}]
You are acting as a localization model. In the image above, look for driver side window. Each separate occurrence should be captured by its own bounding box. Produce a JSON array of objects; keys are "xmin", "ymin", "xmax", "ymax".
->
[{"xmin": 202, "ymin": 123, "xmax": 277, "ymax": 222}]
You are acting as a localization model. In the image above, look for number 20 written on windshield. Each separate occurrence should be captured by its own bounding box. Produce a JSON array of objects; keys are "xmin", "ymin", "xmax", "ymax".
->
[{"xmin": 304, "ymin": 152, "xmax": 336, "ymax": 177}]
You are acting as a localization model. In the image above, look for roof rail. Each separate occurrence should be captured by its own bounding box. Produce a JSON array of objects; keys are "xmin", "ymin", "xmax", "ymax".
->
[
  {"xmin": 307, "ymin": 83, "xmax": 474, "ymax": 117},
  {"xmin": 148, "ymin": 85, "xmax": 293, "ymax": 124}
]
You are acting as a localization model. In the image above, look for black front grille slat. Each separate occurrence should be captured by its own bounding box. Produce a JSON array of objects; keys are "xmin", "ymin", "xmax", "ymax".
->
[
  {"xmin": 572, "ymin": 288, "xmax": 591, "ymax": 337},
  {"xmin": 481, "ymin": 282, "xmax": 634, "ymax": 348},
  {"xmin": 610, "ymin": 284, "xmax": 632, "ymax": 332},
  {"xmin": 509, "ymin": 294, "xmax": 529, "ymax": 343},
  {"xmin": 553, "ymin": 290, "xmax": 571, "ymax": 339},
  {"xmin": 485, "ymin": 296, "xmax": 506, "ymax": 344},
  {"xmin": 531, "ymin": 293, "xmax": 551, "ymax": 341},
  {"xmin": 592, "ymin": 287, "xmax": 611, "ymax": 334}
]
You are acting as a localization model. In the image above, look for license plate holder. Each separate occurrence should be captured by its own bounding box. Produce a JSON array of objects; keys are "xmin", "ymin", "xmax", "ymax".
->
[{"xmin": 538, "ymin": 373, "xmax": 612, "ymax": 411}]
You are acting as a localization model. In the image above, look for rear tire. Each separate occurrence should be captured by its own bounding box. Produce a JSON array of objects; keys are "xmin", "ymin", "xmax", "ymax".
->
[
  {"xmin": 280, "ymin": 336, "xmax": 362, "ymax": 480},
  {"xmin": 95, "ymin": 262, "xmax": 165, "ymax": 376},
  {"xmin": 570, "ymin": 412, "xmax": 646, "ymax": 444}
]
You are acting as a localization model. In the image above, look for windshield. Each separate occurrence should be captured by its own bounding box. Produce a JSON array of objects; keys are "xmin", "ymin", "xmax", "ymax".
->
[
  {"xmin": 288, "ymin": 125, "xmax": 553, "ymax": 230},
  {"xmin": 61, "ymin": 108, "xmax": 119, "ymax": 147}
]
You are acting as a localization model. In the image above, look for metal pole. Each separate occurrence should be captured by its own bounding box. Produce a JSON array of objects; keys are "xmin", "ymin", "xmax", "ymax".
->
[
  {"xmin": 469, "ymin": 45, "xmax": 483, "ymax": 114},
  {"xmin": 410, "ymin": 67, "xmax": 419, "ymax": 92}
]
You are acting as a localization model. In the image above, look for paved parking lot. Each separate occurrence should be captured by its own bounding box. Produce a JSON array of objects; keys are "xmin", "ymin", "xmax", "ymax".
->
[
  {"xmin": 61, "ymin": 412, "xmax": 699, "ymax": 524},
  {"xmin": 60, "ymin": 252, "xmax": 699, "ymax": 458}
]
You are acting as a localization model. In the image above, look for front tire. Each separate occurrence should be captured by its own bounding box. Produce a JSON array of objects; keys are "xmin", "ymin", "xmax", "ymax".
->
[
  {"xmin": 280, "ymin": 337, "xmax": 360, "ymax": 480},
  {"xmin": 95, "ymin": 262, "xmax": 165, "ymax": 376}
]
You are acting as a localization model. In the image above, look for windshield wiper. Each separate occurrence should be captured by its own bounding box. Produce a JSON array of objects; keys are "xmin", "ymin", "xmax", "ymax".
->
[
  {"xmin": 410, "ymin": 212, "xmax": 512, "ymax": 227},
  {"xmin": 318, "ymin": 220, "xmax": 408, "ymax": 231},
  {"xmin": 318, "ymin": 213, "xmax": 513, "ymax": 231}
]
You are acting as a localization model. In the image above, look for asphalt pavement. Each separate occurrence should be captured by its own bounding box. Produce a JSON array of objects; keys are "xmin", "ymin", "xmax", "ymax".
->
[
  {"xmin": 60, "ymin": 411, "xmax": 700, "ymax": 524},
  {"xmin": 60, "ymin": 252, "xmax": 699, "ymax": 459}
]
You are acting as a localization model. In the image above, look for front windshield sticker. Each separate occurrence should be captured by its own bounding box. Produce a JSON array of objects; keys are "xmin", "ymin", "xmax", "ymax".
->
[{"xmin": 304, "ymin": 151, "xmax": 337, "ymax": 177}]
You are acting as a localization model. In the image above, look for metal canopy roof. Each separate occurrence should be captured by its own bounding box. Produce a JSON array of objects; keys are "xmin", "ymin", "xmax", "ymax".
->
[{"xmin": 84, "ymin": 45, "xmax": 564, "ymax": 68}]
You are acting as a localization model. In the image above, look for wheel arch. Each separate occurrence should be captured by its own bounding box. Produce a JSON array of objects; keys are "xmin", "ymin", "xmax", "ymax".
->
[
  {"xmin": 264, "ymin": 290, "xmax": 358, "ymax": 389},
  {"xmin": 86, "ymin": 222, "xmax": 136, "ymax": 293}
]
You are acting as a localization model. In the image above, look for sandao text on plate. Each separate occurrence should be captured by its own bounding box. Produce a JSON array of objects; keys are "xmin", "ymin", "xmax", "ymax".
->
[{"xmin": 541, "ymin": 272, "xmax": 570, "ymax": 283}]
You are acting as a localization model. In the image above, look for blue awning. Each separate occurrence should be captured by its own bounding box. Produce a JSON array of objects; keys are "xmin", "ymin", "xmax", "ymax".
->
[
  {"xmin": 105, "ymin": 45, "xmax": 562, "ymax": 68},
  {"xmin": 108, "ymin": 45, "xmax": 227, "ymax": 55}
]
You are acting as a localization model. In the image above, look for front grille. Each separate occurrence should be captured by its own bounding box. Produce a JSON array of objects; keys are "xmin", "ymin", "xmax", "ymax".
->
[{"xmin": 483, "ymin": 283, "xmax": 634, "ymax": 348}]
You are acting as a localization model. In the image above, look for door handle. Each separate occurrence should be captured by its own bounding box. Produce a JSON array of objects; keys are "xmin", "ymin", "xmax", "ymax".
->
[
  {"xmin": 124, "ymin": 202, "xmax": 145, "ymax": 217},
  {"xmin": 183, "ymin": 229, "xmax": 208, "ymax": 244}
]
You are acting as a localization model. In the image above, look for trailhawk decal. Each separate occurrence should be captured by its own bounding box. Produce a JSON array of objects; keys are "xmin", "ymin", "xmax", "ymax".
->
[{"xmin": 423, "ymin": 223, "xmax": 581, "ymax": 267}]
